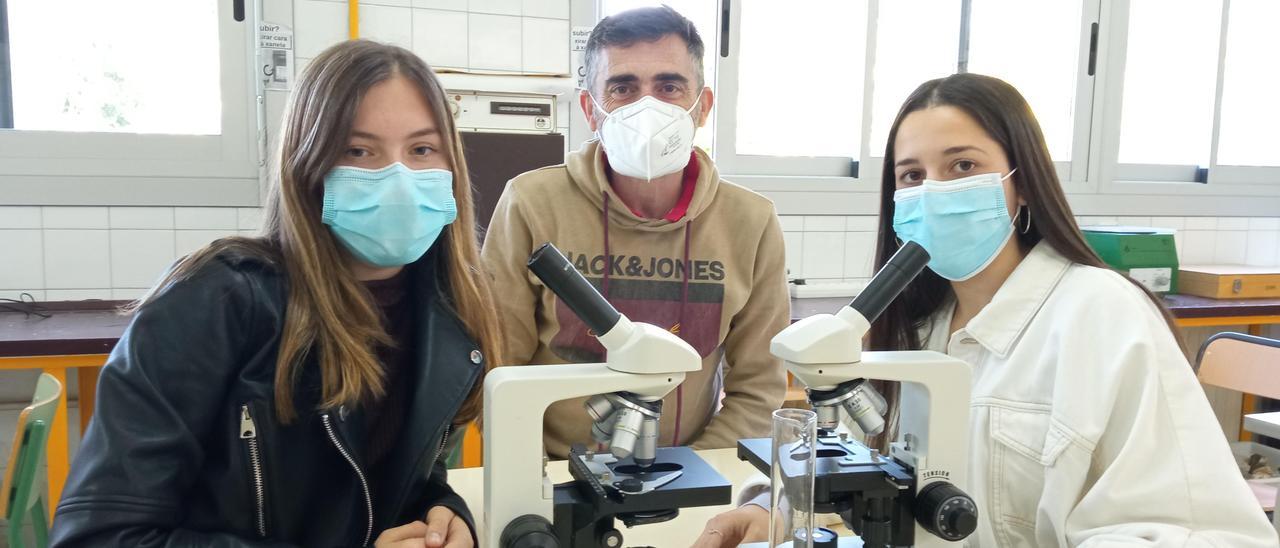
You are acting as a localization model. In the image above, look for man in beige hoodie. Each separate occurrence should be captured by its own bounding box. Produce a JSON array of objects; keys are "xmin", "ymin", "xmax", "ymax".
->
[{"xmin": 481, "ymin": 6, "xmax": 788, "ymax": 458}]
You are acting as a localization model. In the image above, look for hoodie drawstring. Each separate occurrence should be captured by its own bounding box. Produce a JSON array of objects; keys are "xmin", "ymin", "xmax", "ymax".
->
[
  {"xmin": 602, "ymin": 192, "xmax": 612, "ymax": 299},
  {"xmin": 672, "ymin": 220, "xmax": 691, "ymax": 446}
]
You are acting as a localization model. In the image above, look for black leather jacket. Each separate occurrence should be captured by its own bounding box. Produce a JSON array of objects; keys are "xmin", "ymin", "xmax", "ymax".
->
[{"xmin": 50, "ymin": 250, "xmax": 484, "ymax": 547}]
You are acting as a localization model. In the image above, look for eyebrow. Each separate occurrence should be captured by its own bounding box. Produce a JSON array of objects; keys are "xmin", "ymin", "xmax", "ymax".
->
[
  {"xmin": 603, "ymin": 72, "xmax": 690, "ymax": 88},
  {"xmin": 653, "ymin": 72, "xmax": 689, "ymax": 84},
  {"xmin": 943, "ymin": 145, "xmax": 984, "ymax": 156},
  {"xmin": 406, "ymin": 127, "xmax": 439, "ymax": 139},
  {"xmin": 894, "ymin": 145, "xmax": 988, "ymax": 168},
  {"xmin": 604, "ymin": 74, "xmax": 639, "ymax": 88},
  {"xmin": 349, "ymin": 127, "xmax": 438, "ymax": 141}
]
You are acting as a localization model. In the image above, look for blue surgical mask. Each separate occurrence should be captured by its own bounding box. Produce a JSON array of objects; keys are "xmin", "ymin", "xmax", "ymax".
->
[
  {"xmin": 321, "ymin": 162, "xmax": 457, "ymax": 268},
  {"xmin": 891, "ymin": 169, "xmax": 1018, "ymax": 281}
]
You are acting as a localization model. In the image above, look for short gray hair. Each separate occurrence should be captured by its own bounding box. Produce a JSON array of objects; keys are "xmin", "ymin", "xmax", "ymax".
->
[{"xmin": 583, "ymin": 6, "xmax": 706, "ymax": 95}]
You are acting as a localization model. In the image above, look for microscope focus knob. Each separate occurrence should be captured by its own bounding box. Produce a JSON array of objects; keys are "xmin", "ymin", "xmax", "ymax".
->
[
  {"xmin": 500, "ymin": 514, "xmax": 559, "ymax": 548},
  {"xmin": 600, "ymin": 528, "xmax": 623, "ymax": 547},
  {"xmin": 914, "ymin": 481, "xmax": 978, "ymax": 541}
]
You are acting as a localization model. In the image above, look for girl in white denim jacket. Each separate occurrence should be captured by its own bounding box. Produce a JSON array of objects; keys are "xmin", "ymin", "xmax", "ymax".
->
[{"xmin": 694, "ymin": 74, "xmax": 1277, "ymax": 548}]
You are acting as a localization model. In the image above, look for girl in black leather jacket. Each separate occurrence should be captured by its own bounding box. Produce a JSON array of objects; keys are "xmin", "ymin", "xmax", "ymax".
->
[{"xmin": 50, "ymin": 40, "xmax": 503, "ymax": 548}]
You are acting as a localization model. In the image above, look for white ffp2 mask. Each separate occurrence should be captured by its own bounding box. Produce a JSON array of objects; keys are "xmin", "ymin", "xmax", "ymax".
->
[{"xmin": 590, "ymin": 93, "xmax": 701, "ymax": 181}]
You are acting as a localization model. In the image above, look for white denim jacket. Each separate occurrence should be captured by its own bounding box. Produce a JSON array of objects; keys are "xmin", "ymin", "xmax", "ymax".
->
[{"xmin": 920, "ymin": 242, "xmax": 1277, "ymax": 547}]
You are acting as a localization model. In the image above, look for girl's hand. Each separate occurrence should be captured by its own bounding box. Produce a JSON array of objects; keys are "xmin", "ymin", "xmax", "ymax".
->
[
  {"xmin": 423, "ymin": 506, "xmax": 472, "ymax": 548},
  {"xmin": 689, "ymin": 504, "xmax": 770, "ymax": 548},
  {"xmin": 374, "ymin": 521, "xmax": 429, "ymax": 548}
]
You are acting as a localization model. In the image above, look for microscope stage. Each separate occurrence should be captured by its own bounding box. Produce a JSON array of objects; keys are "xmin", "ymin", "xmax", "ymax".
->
[
  {"xmin": 737, "ymin": 436, "xmax": 915, "ymax": 510},
  {"xmin": 560, "ymin": 446, "xmax": 732, "ymax": 514}
]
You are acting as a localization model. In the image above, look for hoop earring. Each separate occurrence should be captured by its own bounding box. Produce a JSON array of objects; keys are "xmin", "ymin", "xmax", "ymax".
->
[{"xmin": 1019, "ymin": 205, "xmax": 1032, "ymax": 234}]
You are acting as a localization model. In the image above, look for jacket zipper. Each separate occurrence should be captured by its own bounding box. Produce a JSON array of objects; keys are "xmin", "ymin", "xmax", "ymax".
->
[
  {"xmin": 431, "ymin": 425, "xmax": 453, "ymax": 467},
  {"xmin": 239, "ymin": 405, "xmax": 267, "ymax": 538},
  {"xmin": 322, "ymin": 413, "xmax": 374, "ymax": 547}
]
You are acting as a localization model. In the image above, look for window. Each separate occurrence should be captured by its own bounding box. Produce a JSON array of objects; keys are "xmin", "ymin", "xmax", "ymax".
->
[
  {"xmin": 1215, "ymin": 0, "xmax": 1280, "ymax": 169},
  {"xmin": 0, "ymin": 0, "xmax": 260, "ymax": 206},
  {"xmin": 967, "ymin": 0, "xmax": 1086, "ymax": 165},
  {"xmin": 733, "ymin": 1, "xmax": 865, "ymax": 160},
  {"xmin": 595, "ymin": 1, "xmax": 1096, "ymax": 183},
  {"xmin": 1109, "ymin": 0, "xmax": 1280, "ymax": 186},
  {"xmin": 716, "ymin": 0, "xmax": 1096, "ymax": 183},
  {"xmin": 1115, "ymin": 0, "xmax": 1220, "ymax": 177},
  {"xmin": 590, "ymin": 0, "xmax": 1280, "ymax": 215},
  {"xmin": 868, "ymin": 0, "xmax": 960, "ymax": 158},
  {"xmin": 715, "ymin": 0, "xmax": 869, "ymax": 178},
  {"xmin": 5, "ymin": 0, "xmax": 220, "ymax": 134},
  {"xmin": 869, "ymin": 0, "xmax": 1091, "ymax": 185}
]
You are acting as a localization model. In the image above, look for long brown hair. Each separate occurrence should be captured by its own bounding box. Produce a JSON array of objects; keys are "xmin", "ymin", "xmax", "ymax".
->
[
  {"xmin": 866, "ymin": 73, "xmax": 1179, "ymax": 445},
  {"xmin": 133, "ymin": 40, "xmax": 502, "ymax": 425}
]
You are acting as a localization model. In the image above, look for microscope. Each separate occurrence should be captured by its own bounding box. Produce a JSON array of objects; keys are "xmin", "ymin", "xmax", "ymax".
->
[
  {"xmin": 738, "ymin": 242, "xmax": 979, "ymax": 547},
  {"xmin": 484, "ymin": 243, "xmax": 731, "ymax": 548}
]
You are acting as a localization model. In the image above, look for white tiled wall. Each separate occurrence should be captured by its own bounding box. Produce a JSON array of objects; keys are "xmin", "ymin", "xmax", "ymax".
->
[
  {"xmin": 293, "ymin": 0, "xmax": 571, "ymax": 74},
  {"xmin": 780, "ymin": 215, "xmax": 1280, "ymax": 284},
  {"xmin": 0, "ymin": 207, "xmax": 256, "ymax": 301},
  {"xmin": 4, "ymin": 210, "xmax": 1280, "ymax": 299}
]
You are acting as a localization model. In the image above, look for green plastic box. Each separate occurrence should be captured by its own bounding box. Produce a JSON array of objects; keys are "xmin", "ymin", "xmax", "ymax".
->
[{"xmin": 1082, "ymin": 227, "xmax": 1179, "ymax": 294}]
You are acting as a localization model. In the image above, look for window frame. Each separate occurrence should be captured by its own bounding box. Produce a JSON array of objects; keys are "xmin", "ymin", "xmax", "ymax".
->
[
  {"xmin": 0, "ymin": 0, "xmax": 264, "ymax": 207},
  {"xmin": 0, "ymin": 0, "xmax": 12, "ymax": 129},
  {"xmin": 590, "ymin": 0, "xmax": 1280, "ymax": 216},
  {"xmin": 1093, "ymin": 0, "xmax": 1280, "ymax": 213},
  {"xmin": 710, "ymin": 0, "xmax": 870, "ymax": 180},
  {"xmin": 716, "ymin": 0, "xmax": 1102, "ymax": 214},
  {"xmin": 708, "ymin": 0, "xmax": 879, "ymax": 215}
]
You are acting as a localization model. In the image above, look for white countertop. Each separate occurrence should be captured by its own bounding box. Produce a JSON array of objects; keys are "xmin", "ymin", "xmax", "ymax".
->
[{"xmin": 1244, "ymin": 412, "xmax": 1280, "ymax": 440}]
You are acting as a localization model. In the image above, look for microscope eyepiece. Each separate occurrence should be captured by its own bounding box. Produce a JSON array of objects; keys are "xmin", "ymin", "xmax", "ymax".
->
[
  {"xmin": 528, "ymin": 243, "xmax": 622, "ymax": 337},
  {"xmin": 849, "ymin": 241, "xmax": 930, "ymax": 324}
]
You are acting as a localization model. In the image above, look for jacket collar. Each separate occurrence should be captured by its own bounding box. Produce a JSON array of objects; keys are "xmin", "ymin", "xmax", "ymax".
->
[
  {"xmin": 310, "ymin": 247, "xmax": 483, "ymax": 525},
  {"xmin": 960, "ymin": 242, "xmax": 1072, "ymax": 358},
  {"xmin": 376, "ymin": 248, "xmax": 484, "ymax": 522}
]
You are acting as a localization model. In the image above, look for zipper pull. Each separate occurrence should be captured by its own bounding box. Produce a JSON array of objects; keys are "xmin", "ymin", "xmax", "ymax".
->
[{"xmin": 240, "ymin": 405, "xmax": 257, "ymax": 439}]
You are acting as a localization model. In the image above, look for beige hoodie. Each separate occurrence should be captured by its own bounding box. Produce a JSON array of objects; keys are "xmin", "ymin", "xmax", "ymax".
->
[{"xmin": 481, "ymin": 140, "xmax": 790, "ymax": 458}]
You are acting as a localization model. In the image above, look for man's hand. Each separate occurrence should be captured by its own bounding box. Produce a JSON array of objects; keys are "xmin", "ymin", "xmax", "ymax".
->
[
  {"xmin": 689, "ymin": 504, "xmax": 770, "ymax": 548},
  {"xmin": 424, "ymin": 506, "xmax": 473, "ymax": 548}
]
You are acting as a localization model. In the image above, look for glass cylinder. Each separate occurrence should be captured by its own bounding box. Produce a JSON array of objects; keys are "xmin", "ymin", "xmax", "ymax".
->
[{"xmin": 770, "ymin": 408, "xmax": 818, "ymax": 548}]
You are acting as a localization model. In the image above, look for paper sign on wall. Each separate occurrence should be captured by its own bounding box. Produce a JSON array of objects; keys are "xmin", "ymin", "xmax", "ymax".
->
[
  {"xmin": 258, "ymin": 22, "xmax": 294, "ymax": 91},
  {"xmin": 572, "ymin": 26, "xmax": 593, "ymax": 88}
]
